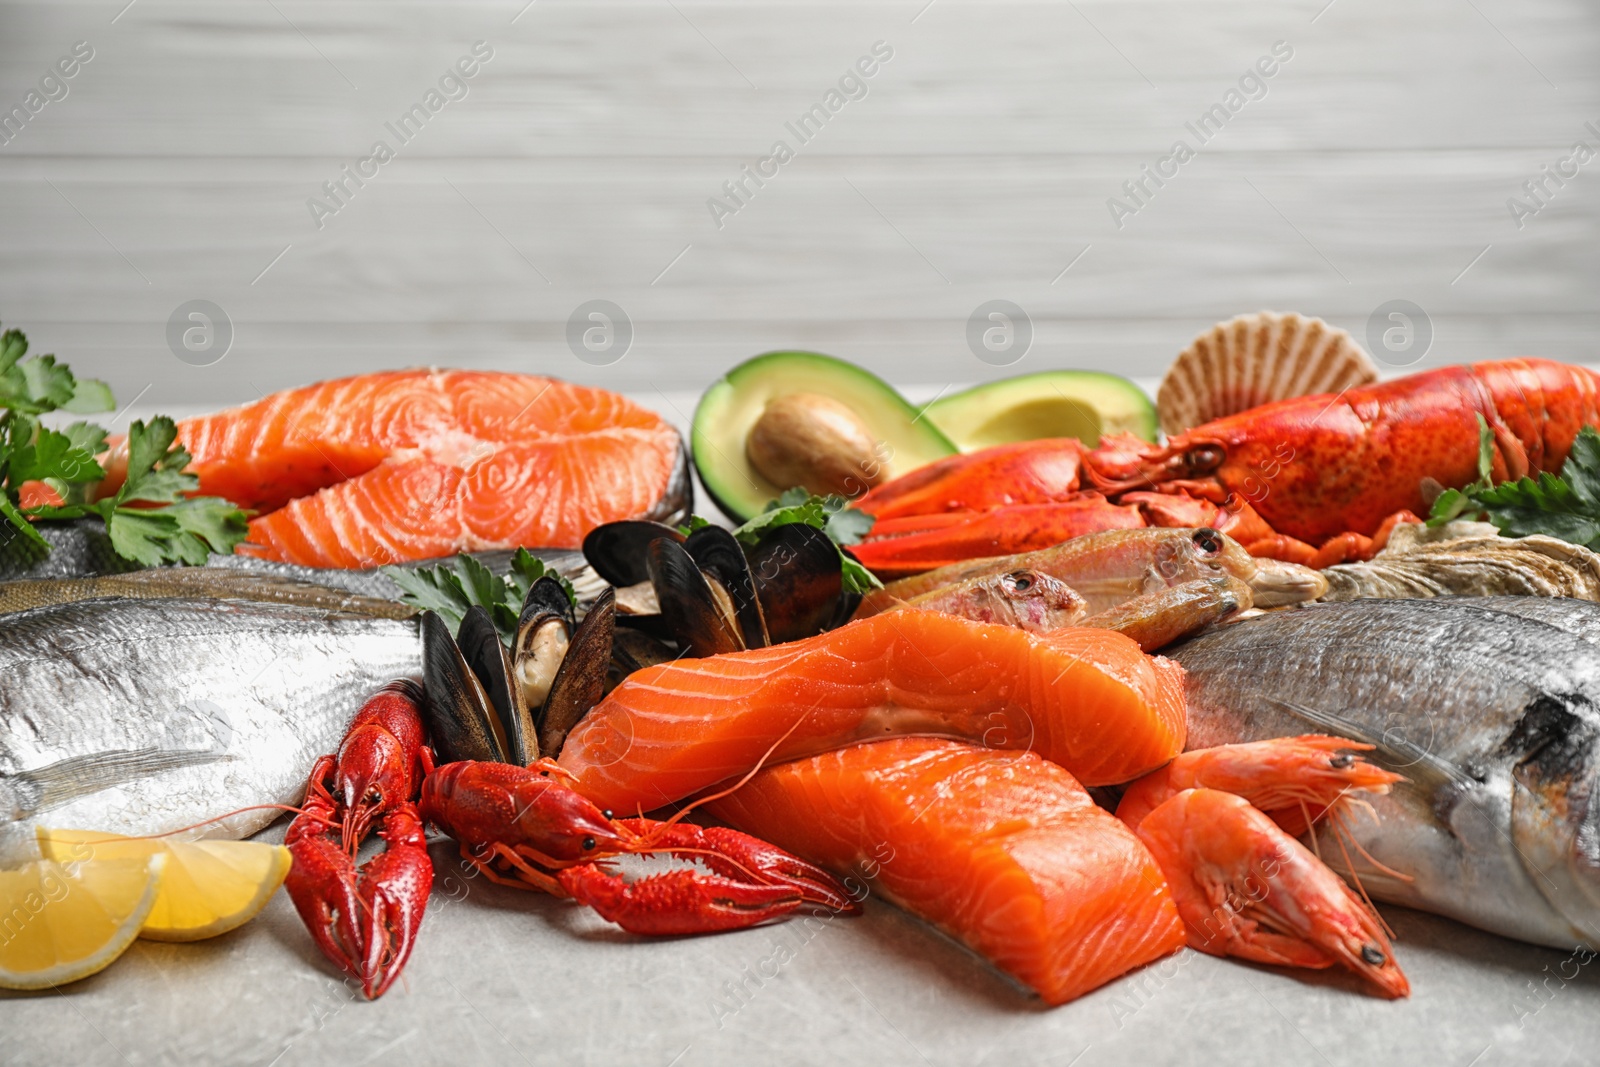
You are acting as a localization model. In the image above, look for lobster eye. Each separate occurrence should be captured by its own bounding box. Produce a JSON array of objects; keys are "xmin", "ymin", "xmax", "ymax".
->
[
  {"xmin": 1185, "ymin": 445, "xmax": 1224, "ymax": 475},
  {"xmin": 1191, "ymin": 528, "xmax": 1223, "ymax": 557},
  {"xmin": 581, "ymin": 836, "xmax": 596, "ymax": 851}
]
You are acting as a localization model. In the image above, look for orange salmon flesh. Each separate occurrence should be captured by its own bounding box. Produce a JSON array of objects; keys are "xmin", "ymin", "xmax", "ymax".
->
[
  {"xmin": 707, "ymin": 737, "xmax": 1187, "ymax": 1005},
  {"xmin": 558, "ymin": 610, "xmax": 1187, "ymax": 813},
  {"xmin": 172, "ymin": 369, "xmax": 682, "ymax": 568}
]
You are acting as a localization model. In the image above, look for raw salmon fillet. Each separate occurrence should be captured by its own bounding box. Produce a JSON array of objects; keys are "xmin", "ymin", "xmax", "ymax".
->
[
  {"xmin": 707, "ymin": 737, "xmax": 1186, "ymax": 1005},
  {"xmin": 173, "ymin": 370, "xmax": 685, "ymax": 567},
  {"xmin": 558, "ymin": 610, "xmax": 1186, "ymax": 813}
]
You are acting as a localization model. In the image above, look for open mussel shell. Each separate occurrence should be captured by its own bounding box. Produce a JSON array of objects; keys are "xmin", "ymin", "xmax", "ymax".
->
[
  {"xmin": 648, "ymin": 536, "xmax": 744, "ymax": 658},
  {"xmin": 582, "ymin": 520, "xmax": 684, "ymax": 587},
  {"xmin": 610, "ymin": 625, "xmax": 676, "ymax": 681},
  {"xmin": 457, "ymin": 605, "xmax": 538, "ymax": 766},
  {"xmin": 514, "ymin": 576, "xmax": 575, "ymax": 710},
  {"xmin": 421, "ymin": 610, "xmax": 514, "ymax": 765},
  {"xmin": 539, "ymin": 587, "xmax": 616, "ymax": 758},
  {"xmin": 748, "ymin": 523, "xmax": 849, "ymax": 643},
  {"xmin": 685, "ymin": 525, "xmax": 769, "ymax": 650}
]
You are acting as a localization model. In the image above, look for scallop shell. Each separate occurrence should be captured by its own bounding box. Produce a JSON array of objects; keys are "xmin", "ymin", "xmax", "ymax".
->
[{"xmin": 1157, "ymin": 311, "xmax": 1379, "ymax": 437}]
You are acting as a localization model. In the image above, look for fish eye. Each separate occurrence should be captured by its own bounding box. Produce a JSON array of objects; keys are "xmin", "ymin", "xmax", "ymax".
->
[
  {"xmin": 1191, "ymin": 528, "xmax": 1223, "ymax": 557},
  {"xmin": 1007, "ymin": 572, "xmax": 1033, "ymax": 591},
  {"xmin": 1185, "ymin": 445, "xmax": 1224, "ymax": 475}
]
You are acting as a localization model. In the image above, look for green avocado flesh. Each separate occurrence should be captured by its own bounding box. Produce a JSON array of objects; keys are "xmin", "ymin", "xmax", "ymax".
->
[
  {"xmin": 924, "ymin": 371, "xmax": 1158, "ymax": 450},
  {"xmin": 692, "ymin": 351, "xmax": 958, "ymax": 523}
]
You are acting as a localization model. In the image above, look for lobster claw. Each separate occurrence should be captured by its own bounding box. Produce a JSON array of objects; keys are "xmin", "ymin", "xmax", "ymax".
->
[{"xmin": 285, "ymin": 805, "xmax": 433, "ymax": 999}]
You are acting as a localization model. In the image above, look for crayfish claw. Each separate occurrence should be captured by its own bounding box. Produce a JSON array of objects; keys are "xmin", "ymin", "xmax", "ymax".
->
[
  {"xmin": 284, "ymin": 833, "xmax": 370, "ymax": 990},
  {"xmin": 619, "ymin": 820, "xmax": 861, "ymax": 915},
  {"xmin": 352, "ymin": 805, "xmax": 433, "ymax": 1000},
  {"xmin": 556, "ymin": 865, "xmax": 806, "ymax": 935}
]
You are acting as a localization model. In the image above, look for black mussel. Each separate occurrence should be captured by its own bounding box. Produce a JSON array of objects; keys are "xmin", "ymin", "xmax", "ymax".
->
[
  {"xmin": 582, "ymin": 520, "xmax": 684, "ymax": 587},
  {"xmin": 685, "ymin": 525, "xmax": 769, "ymax": 650},
  {"xmin": 648, "ymin": 536, "xmax": 743, "ymax": 658},
  {"xmin": 540, "ymin": 587, "xmax": 616, "ymax": 757},
  {"xmin": 514, "ymin": 576, "xmax": 575, "ymax": 711},
  {"xmin": 610, "ymin": 624, "xmax": 676, "ymax": 685},
  {"xmin": 421, "ymin": 610, "xmax": 511, "ymax": 764},
  {"xmin": 457, "ymin": 605, "xmax": 538, "ymax": 766},
  {"xmin": 747, "ymin": 523, "xmax": 846, "ymax": 643}
]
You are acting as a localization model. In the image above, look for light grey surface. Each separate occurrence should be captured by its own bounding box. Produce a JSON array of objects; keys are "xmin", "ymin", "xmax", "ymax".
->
[
  {"xmin": 3, "ymin": 834, "xmax": 1599, "ymax": 1067},
  {"xmin": 4, "ymin": 2, "xmax": 1600, "ymax": 1064}
]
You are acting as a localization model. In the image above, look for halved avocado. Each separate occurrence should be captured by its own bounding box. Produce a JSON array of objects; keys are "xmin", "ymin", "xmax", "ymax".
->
[
  {"xmin": 924, "ymin": 371, "xmax": 1157, "ymax": 450},
  {"xmin": 692, "ymin": 351, "xmax": 958, "ymax": 522}
]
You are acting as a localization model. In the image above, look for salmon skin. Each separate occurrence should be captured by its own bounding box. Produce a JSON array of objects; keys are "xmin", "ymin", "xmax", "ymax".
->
[
  {"xmin": 164, "ymin": 370, "xmax": 689, "ymax": 568},
  {"xmin": 557, "ymin": 610, "xmax": 1186, "ymax": 813},
  {"xmin": 707, "ymin": 737, "xmax": 1186, "ymax": 1005}
]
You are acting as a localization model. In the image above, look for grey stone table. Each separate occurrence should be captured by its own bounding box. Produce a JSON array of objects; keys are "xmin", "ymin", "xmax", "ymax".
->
[{"xmin": 5, "ymin": 828, "xmax": 1599, "ymax": 1067}]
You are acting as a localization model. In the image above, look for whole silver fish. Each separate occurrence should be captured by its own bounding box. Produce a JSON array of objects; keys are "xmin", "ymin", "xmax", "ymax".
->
[
  {"xmin": 0, "ymin": 597, "xmax": 419, "ymax": 859},
  {"xmin": 1169, "ymin": 598, "xmax": 1600, "ymax": 950}
]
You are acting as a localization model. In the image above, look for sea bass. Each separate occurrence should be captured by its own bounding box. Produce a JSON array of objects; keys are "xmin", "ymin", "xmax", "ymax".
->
[
  {"xmin": 0, "ymin": 597, "xmax": 418, "ymax": 858},
  {"xmin": 1169, "ymin": 598, "xmax": 1600, "ymax": 950}
]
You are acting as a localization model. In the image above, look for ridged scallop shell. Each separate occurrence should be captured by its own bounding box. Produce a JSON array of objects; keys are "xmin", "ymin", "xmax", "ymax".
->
[{"xmin": 1158, "ymin": 311, "xmax": 1379, "ymax": 437}]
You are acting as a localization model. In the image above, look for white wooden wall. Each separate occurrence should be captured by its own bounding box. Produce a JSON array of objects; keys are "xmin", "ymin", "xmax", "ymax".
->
[{"xmin": 1, "ymin": 0, "xmax": 1596, "ymax": 416}]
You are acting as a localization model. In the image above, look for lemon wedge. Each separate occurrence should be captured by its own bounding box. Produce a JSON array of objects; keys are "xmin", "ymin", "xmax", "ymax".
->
[
  {"xmin": 37, "ymin": 829, "xmax": 291, "ymax": 943},
  {"xmin": 0, "ymin": 854, "xmax": 164, "ymax": 989}
]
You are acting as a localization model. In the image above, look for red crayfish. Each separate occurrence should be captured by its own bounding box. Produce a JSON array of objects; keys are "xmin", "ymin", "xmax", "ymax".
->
[
  {"xmin": 286, "ymin": 606, "xmax": 857, "ymax": 999},
  {"xmin": 850, "ymin": 358, "xmax": 1600, "ymax": 575}
]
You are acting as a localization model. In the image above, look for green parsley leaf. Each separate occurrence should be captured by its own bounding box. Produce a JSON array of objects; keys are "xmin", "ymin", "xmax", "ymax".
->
[
  {"xmin": 384, "ymin": 550, "xmax": 577, "ymax": 644},
  {"xmin": 1431, "ymin": 423, "xmax": 1600, "ymax": 550},
  {"xmin": 1427, "ymin": 415, "xmax": 1496, "ymax": 526},
  {"xmin": 676, "ymin": 515, "xmax": 713, "ymax": 537},
  {"xmin": 732, "ymin": 487, "xmax": 882, "ymax": 592},
  {"xmin": 508, "ymin": 547, "xmax": 577, "ymax": 611}
]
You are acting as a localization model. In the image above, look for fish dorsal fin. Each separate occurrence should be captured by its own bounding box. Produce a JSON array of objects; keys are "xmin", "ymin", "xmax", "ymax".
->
[{"xmin": 1266, "ymin": 698, "xmax": 1477, "ymax": 790}]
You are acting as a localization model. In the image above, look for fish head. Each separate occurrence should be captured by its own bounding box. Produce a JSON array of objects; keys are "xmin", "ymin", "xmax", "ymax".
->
[
  {"xmin": 1503, "ymin": 693, "xmax": 1600, "ymax": 948},
  {"xmin": 998, "ymin": 570, "xmax": 1088, "ymax": 631},
  {"xmin": 1140, "ymin": 527, "xmax": 1326, "ymax": 607}
]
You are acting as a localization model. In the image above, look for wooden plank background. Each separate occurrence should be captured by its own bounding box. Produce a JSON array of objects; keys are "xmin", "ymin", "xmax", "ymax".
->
[{"xmin": 0, "ymin": 0, "xmax": 1596, "ymax": 416}]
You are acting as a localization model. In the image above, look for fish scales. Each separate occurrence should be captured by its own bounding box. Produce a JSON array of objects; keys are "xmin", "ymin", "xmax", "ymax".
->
[
  {"xmin": 1169, "ymin": 598, "xmax": 1600, "ymax": 950},
  {"xmin": 0, "ymin": 597, "xmax": 418, "ymax": 853}
]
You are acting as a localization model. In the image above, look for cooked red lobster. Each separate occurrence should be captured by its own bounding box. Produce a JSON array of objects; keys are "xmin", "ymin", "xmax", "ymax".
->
[{"xmin": 851, "ymin": 358, "xmax": 1600, "ymax": 574}]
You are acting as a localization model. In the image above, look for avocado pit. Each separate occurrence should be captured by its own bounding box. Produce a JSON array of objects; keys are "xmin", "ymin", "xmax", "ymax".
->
[{"xmin": 745, "ymin": 392, "xmax": 886, "ymax": 497}]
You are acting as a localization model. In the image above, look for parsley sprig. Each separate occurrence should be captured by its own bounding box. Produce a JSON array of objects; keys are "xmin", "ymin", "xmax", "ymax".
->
[
  {"xmin": 679, "ymin": 488, "xmax": 881, "ymax": 596},
  {"xmin": 0, "ymin": 323, "xmax": 249, "ymax": 566},
  {"xmin": 1428, "ymin": 416, "xmax": 1600, "ymax": 550},
  {"xmin": 383, "ymin": 548, "xmax": 576, "ymax": 643}
]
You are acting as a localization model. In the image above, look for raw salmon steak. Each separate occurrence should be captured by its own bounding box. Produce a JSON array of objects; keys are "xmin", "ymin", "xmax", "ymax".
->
[
  {"xmin": 174, "ymin": 370, "xmax": 687, "ymax": 567},
  {"xmin": 707, "ymin": 737, "xmax": 1186, "ymax": 1005},
  {"xmin": 558, "ymin": 610, "xmax": 1186, "ymax": 813}
]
